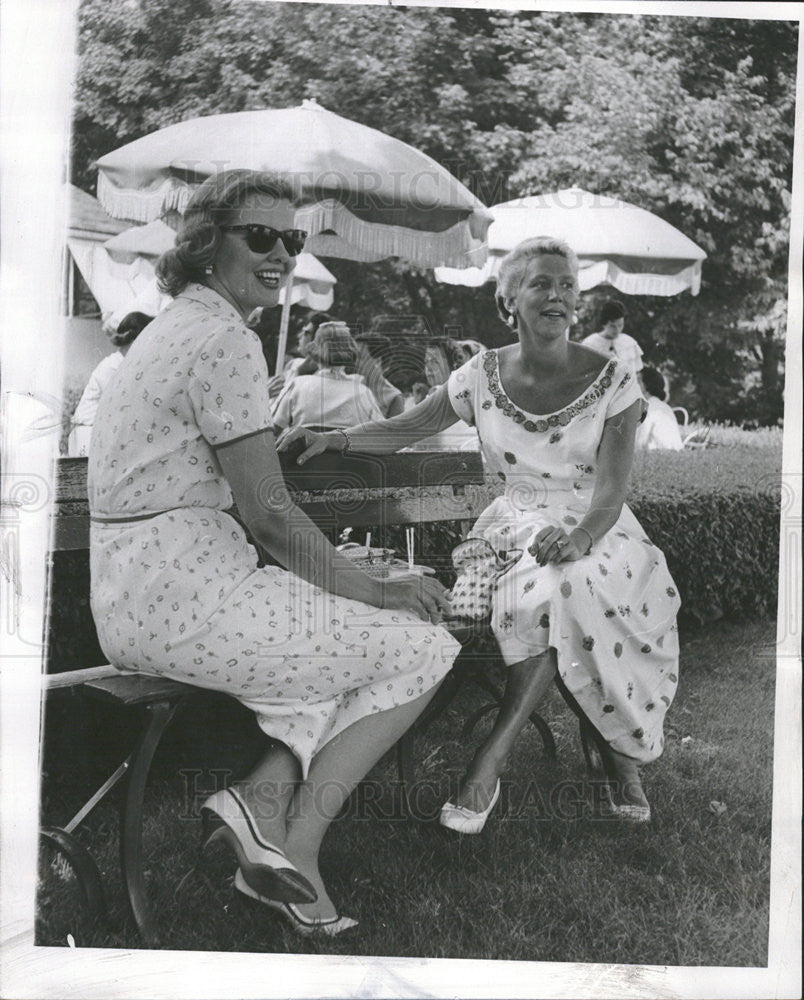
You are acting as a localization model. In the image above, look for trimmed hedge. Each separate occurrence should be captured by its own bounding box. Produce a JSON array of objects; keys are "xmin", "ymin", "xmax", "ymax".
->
[
  {"xmin": 629, "ymin": 489, "xmax": 780, "ymax": 624},
  {"xmin": 628, "ymin": 444, "xmax": 782, "ymax": 623},
  {"xmin": 46, "ymin": 445, "xmax": 782, "ymax": 672}
]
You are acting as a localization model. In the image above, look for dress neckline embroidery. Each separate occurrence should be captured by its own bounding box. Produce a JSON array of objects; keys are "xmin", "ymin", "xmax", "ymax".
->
[{"xmin": 483, "ymin": 350, "xmax": 624, "ymax": 432}]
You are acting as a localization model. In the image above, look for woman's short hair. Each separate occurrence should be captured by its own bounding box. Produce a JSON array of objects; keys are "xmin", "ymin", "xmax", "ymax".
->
[
  {"xmin": 600, "ymin": 299, "xmax": 627, "ymax": 324},
  {"xmin": 641, "ymin": 366, "xmax": 667, "ymax": 400},
  {"xmin": 495, "ymin": 236, "xmax": 579, "ymax": 327},
  {"xmin": 304, "ymin": 312, "xmax": 333, "ymax": 335},
  {"xmin": 307, "ymin": 323, "xmax": 359, "ymax": 367},
  {"xmin": 108, "ymin": 311, "xmax": 153, "ymax": 347},
  {"xmin": 156, "ymin": 170, "xmax": 298, "ymax": 297}
]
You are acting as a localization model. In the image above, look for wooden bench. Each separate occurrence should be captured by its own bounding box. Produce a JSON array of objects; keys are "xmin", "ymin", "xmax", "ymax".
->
[{"xmin": 45, "ymin": 449, "xmax": 609, "ymax": 944}]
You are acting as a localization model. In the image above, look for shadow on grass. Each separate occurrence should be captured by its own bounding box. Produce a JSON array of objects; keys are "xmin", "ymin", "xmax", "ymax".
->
[{"xmin": 37, "ymin": 618, "xmax": 775, "ymax": 965}]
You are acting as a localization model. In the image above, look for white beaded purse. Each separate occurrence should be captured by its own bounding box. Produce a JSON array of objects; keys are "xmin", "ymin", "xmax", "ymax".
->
[{"xmin": 448, "ymin": 538, "xmax": 523, "ymax": 622}]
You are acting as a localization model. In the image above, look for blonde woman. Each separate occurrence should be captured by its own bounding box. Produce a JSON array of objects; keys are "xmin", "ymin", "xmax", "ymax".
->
[{"xmin": 280, "ymin": 236, "xmax": 681, "ymax": 831}]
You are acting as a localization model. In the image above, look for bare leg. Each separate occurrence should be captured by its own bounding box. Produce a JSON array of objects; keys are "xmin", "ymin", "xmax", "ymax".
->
[
  {"xmin": 279, "ymin": 684, "xmax": 442, "ymax": 919},
  {"xmin": 231, "ymin": 742, "xmax": 302, "ymax": 847},
  {"xmin": 453, "ymin": 648, "xmax": 558, "ymax": 812},
  {"xmin": 607, "ymin": 749, "xmax": 649, "ymax": 808}
]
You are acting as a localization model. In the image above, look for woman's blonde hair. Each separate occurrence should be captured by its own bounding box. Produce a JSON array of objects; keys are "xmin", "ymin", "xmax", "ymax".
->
[
  {"xmin": 307, "ymin": 323, "xmax": 359, "ymax": 368},
  {"xmin": 495, "ymin": 236, "xmax": 579, "ymax": 327},
  {"xmin": 155, "ymin": 169, "xmax": 298, "ymax": 297}
]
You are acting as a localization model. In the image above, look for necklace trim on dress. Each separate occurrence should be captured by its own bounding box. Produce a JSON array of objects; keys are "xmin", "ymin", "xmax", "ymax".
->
[{"xmin": 483, "ymin": 350, "xmax": 624, "ymax": 431}]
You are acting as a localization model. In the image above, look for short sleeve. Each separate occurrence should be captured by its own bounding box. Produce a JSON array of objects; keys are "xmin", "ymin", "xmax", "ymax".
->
[
  {"xmin": 629, "ymin": 335, "xmax": 644, "ymax": 371},
  {"xmin": 605, "ymin": 361, "xmax": 645, "ymax": 420},
  {"xmin": 446, "ymin": 353, "xmax": 481, "ymax": 426},
  {"xmin": 270, "ymin": 380, "xmax": 295, "ymax": 429},
  {"xmin": 189, "ymin": 321, "xmax": 273, "ymax": 447}
]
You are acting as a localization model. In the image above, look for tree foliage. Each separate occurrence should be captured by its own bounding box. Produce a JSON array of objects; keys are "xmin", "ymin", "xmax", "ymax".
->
[{"xmin": 71, "ymin": 1, "xmax": 798, "ymax": 424}]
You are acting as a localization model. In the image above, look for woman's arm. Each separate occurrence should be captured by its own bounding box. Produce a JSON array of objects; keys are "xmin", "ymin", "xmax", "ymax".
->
[
  {"xmin": 216, "ymin": 428, "xmax": 451, "ymax": 619},
  {"xmin": 385, "ymin": 394, "xmax": 406, "ymax": 418},
  {"xmin": 534, "ymin": 400, "xmax": 642, "ymax": 565},
  {"xmin": 578, "ymin": 398, "xmax": 642, "ymax": 540},
  {"xmin": 277, "ymin": 384, "xmax": 460, "ymax": 462}
]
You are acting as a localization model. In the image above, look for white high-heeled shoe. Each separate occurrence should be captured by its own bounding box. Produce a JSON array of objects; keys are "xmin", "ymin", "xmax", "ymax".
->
[
  {"xmin": 201, "ymin": 786, "xmax": 317, "ymax": 903},
  {"xmin": 234, "ymin": 870, "xmax": 358, "ymax": 938},
  {"xmin": 439, "ymin": 779, "xmax": 501, "ymax": 834}
]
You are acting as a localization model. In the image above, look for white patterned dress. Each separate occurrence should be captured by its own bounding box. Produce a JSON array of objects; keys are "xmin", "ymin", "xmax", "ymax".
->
[
  {"xmin": 89, "ymin": 284, "xmax": 459, "ymax": 777},
  {"xmin": 447, "ymin": 350, "xmax": 680, "ymax": 762}
]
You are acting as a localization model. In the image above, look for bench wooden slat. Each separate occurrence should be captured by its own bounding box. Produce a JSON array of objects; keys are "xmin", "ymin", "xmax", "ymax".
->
[
  {"xmin": 83, "ymin": 673, "xmax": 195, "ymax": 706},
  {"xmin": 55, "ymin": 451, "xmax": 486, "ymax": 501},
  {"xmin": 52, "ymin": 453, "xmax": 495, "ymax": 549},
  {"xmin": 45, "ymin": 665, "xmax": 122, "ymax": 689}
]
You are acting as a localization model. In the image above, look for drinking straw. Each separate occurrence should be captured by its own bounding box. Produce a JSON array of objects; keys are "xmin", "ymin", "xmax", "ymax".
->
[
  {"xmin": 365, "ymin": 531, "xmax": 371, "ymax": 552},
  {"xmin": 406, "ymin": 527, "xmax": 414, "ymax": 571}
]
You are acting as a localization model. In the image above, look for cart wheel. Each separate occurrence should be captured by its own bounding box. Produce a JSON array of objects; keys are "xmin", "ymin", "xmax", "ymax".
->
[{"xmin": 38, "ymin": 827, "xmax": 107, "ymax": 944}]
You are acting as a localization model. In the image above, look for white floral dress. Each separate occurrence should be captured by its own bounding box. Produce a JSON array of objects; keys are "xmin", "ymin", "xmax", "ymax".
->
[
  {"xmin": 447, "ymin": 350, "xmax": 680, "ymax": 762},
  {"xmin": 89, "ymin": 285, "xmax": 459, "ymax": 777}
]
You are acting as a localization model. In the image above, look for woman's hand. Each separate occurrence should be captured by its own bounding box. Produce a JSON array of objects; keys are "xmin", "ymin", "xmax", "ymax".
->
[
  {"xmin": 532, "ymin": 525, "xmax": 588, "ymax": 565},
  {"xmin": 275, "ymin": 426, "xmax": 341, "ymax": 463},
  {"xmin": 380, "ymin": 574, "xmax": 452, "ymax": 624}
]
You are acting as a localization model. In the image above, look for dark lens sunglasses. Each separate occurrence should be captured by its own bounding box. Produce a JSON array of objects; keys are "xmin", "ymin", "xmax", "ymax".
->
[{"xmin": 220, "ymin": 224, "xmax": 307, "ymax": 257}]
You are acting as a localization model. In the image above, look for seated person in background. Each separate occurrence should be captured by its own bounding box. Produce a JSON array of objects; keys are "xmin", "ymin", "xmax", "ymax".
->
[
  {"xmin": 271, "ymin": 322, "xmax": 384, "ymax": 431},
  {"xmin": 68, "ymin": 310, "xmax": 153, "ymax": 456},
  {"xmin": 266, "ymin": 311, "xmax": 332, "ymax": 398},
  {"xmin": 635, "ymin": 367, "xmax": 684, "ymax": 451},
  {"xmin": 424, "ymin": 341, "xmax": 451, "ymax": 388},
  {"xmin": 403, "ymin": 342, "xmax": 480, "ymax": 451},
  {"xmin": 285, "ymin": 311, "xmax": 332, "ymax": 379},
  {"xmin": 445, "ymin": 338, "xmax": 484, "ymax": 370},
  {"xmin": 582, "ymin": 300, "xmax": 644, "ymax": 378},
  {"xmin": 409, "ymin": 381, "xmax": 430, "ymax": 407},
  {"xmin": 353, "ymin": 338, "xmax": 405, "ymax": 418}
]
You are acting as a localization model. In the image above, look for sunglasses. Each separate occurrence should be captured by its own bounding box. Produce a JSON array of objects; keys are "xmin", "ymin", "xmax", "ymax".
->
[{"xmin": 220, "ymin": 224, "xmax": 308, "ymax": 257}]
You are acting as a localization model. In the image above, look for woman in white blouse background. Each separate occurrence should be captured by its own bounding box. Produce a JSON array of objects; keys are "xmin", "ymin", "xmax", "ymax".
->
[
  {"xmin": 270, "ymin": 322, "xmax": 384, "ymax": 431},
  {"xmin": 635, "ymin": 367, "xmax": 684, "ymax": 451}
]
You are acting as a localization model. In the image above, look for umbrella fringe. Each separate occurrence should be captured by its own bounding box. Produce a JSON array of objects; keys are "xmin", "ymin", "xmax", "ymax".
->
[
  {"xmin": 98, "ymin": 173, "xmax": 488, "ymax": 269},
  {"xmin": 435, "ymin": 257, "xmax": 703, "ymax": 296}
]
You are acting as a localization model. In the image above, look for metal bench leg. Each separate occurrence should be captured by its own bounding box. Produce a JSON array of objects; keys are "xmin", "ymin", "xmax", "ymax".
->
[
  {"xmin": 415, "ymin": 668, "xmax": 466, "ymax": 732},
  {"xmin": 396, "ymin": 732, "xmax": 417, "ymax": 818},
  {"xmin": 120, "ymin": 698, "xmax": 182, "ymax": 945},
  {"xmin": 396, "ymin": 666, "xmax": 467, "ymax": 817},
  {"xmin": 553, "ymin": 675, "xmax": 614, "ymax": 778},
  {"xmin": 468, "ymin": 666, "xmax": 557, "ymax": 758},
  {"xmin": 40, "ymin": 826, "xmax": 106, "ymax": 923},
  {"xmin": 461, "ymin": 700, "xmax": 499, "ymax": 737},
  {"xmin": 527, "ymin": 710, "xmax": 557, "ymax": 759}
]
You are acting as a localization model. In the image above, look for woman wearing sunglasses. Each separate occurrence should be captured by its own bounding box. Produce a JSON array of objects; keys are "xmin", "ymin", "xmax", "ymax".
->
[{"xmin": 87, "ymin": 170, "xmax": 458, "ymax": 936}]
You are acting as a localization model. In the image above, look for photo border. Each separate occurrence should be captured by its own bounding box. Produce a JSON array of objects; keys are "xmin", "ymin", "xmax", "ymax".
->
[{"xmin": 1, "ymin": 0, "xmax": 801, "ymax": 997}]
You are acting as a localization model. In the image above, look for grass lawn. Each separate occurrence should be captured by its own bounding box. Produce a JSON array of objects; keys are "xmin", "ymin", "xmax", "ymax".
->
[{"xmin": 37, "ymin": 617, "xmax": 775, "ymax": 966}]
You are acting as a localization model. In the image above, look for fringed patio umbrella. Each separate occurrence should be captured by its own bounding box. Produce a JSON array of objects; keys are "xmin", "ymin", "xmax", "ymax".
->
[
  {"xmin": 435, "ymin": 187, "xmax": 706, "ymax": 297},
  {"xmin": 95, "ymin": 100, "xmax": 492, "ymax": 367}
]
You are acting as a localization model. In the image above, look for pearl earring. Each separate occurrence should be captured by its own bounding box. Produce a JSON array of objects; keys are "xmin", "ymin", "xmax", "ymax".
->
[
  {"xmin": 204, "ymin": 265, "xmax": 213, "ymax": 276},
  {"xmin": 507, "ymin": 314, "xmax": 516, "ymax": 328}
]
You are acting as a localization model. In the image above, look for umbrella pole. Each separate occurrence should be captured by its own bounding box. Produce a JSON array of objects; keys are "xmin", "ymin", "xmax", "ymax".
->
[{"xmin": 275, "ymin": 279, "xmax": 293, "ymax": 374}]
